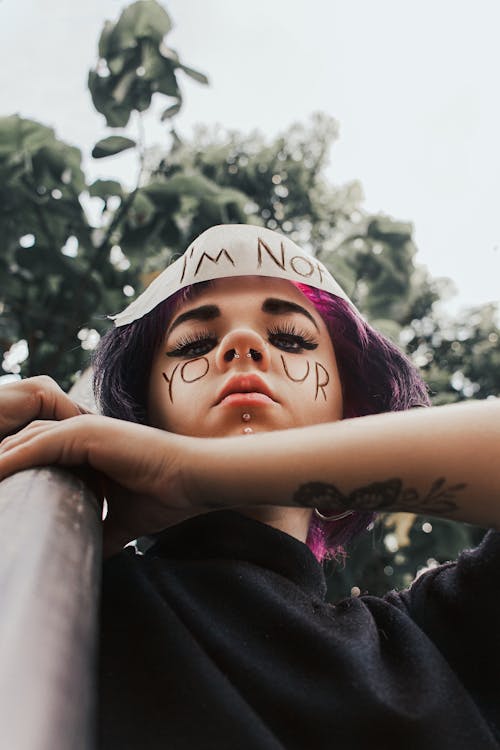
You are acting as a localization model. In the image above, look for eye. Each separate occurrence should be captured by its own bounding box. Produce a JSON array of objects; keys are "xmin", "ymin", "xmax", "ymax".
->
[
  {"xmin": 267, "ymin": 323, "xmax": 318, "ymax": 353},
  {"xmin": 165, "ymin": 330, "xmax": 218, "ymax": 359}
]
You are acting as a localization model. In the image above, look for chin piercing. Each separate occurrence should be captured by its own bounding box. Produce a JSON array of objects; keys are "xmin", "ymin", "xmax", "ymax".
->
[
  {"xmin": 243, "ymin": 426, "xmax": 254, "ymax": 434},
  {"xmin": 242, "ymin": 413, "xmax": 251, "ymax": 422}
]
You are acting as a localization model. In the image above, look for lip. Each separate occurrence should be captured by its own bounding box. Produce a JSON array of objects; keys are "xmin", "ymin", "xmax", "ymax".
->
[
  {"xmin": 219, "ymin": 392, "xmax": 276, "ymax": 407},
  {"xmin": 214, "ymin": 374, "xmax": 277, "ymax": 406}
]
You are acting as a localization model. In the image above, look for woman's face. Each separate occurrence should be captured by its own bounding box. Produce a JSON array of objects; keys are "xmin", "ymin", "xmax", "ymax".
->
[{"xmin": 148, "ymin": 276, "xmax": 343, "ymax": 438}]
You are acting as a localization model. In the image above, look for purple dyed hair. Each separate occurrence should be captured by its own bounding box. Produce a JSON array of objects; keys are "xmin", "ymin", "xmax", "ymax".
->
[
  {"xmin": 294, "ymin": 284, "xmax": 431, "ymax": 561},
  {"xmin": 93, "ymin": 280, "xmax": 431, "ymax": 563}
]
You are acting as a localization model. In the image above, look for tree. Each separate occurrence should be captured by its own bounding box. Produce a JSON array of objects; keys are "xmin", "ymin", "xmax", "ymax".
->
[
  {"xmin": 1, "ymin": 0, "xmax": 497, "ymax": 597},
  {"xmin": 404, "ymin": 303, "xmax": 500, "ymax": 405},
  {"xmin": 0, "ymin": 0, "xmax": 225, "ymax": 388}
]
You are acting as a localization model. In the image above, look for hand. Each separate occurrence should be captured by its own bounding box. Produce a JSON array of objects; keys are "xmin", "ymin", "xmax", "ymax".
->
[
  {"xmin": 0, "ymin": 413, "xmax": 204, "ymax": 557},
  {"xmin": 0, "ymin": 376, "xmax": 91, "ymax": 439}
]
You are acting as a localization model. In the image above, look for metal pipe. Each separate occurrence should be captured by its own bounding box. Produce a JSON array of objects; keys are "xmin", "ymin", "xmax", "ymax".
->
[{"xmin": 0, "ymin": 370, "xmax": 101, "ymax": 749}]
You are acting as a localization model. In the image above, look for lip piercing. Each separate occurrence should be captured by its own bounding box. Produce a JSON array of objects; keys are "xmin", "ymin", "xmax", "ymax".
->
[
  {"xmin": 242, "ymin": 413, "xmax": 251, "ymax": 422},
  {"xmin": 243, "ymin": 426, "xmax": 254, "ymax": 434}
]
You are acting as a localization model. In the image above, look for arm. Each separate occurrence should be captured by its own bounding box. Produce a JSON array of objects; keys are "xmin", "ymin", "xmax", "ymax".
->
[
  {"xmin": 1, "ymin": 395, "xmax": 499, "ymax": 552},
  {"xmin": 191, "ymin": 399, "xmax": 500, "ymax": 530}
]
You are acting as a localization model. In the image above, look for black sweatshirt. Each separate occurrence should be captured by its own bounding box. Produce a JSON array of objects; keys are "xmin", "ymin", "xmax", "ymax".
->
[{"xmin": 98, "ymin": 511, "xmax": 500, "ymax": 749}]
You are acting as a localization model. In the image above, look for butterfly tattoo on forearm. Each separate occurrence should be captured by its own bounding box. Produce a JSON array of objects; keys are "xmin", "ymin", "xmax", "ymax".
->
[{"xmin": 293, "ymin": 477, "xmax": 465, "ymax": 515}]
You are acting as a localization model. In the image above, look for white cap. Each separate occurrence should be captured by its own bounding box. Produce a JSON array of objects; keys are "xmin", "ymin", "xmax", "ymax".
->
[{"xmin": 111, "ymin": 224, "xmax": 357, "ymax": 327}]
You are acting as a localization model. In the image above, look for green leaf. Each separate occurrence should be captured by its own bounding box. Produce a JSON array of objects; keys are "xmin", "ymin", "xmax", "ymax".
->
[
  {"xmin": 107, "ymin": 51, "xmax": 134, "ymax": 77},
  {"xmin": 92, "ymin": 136, "xmax": 136, "ymax": 159},
  {"xmin": 89, "ymin": 179, "xmax": 124, "ymax": 199},
  {"xmin": 140, "ymin": 39, "xmax": 165, "ymax": 80},
  {"xmin": 112, "ymin": 69, "xmax": 137, "ymax": 105},
  {"xmin": 19, "ymin": 119, "xmax": 57, "ymax": 155},
  {"xmin": 88, "ymin": 3, "xmax": 207, "ymax": 129},
  {"xmin": 153, "ymin": 173, "xmax": 219, "ymax": 199},
  {"xmin": 114, "ymin": 1, "xmax": 172, "ymax": 47},
  {"xmin": 105, "ymin": 104, "xmax": 132, "ymax": 129},
  {"xmin": 155, "ymin": 68, "xmax": 179, "ymax": 97},
  {"xmin": 88, "ymin": 70, "xmax": 133, "ymax": 128},
  {"xmin": 159, "ymin": 44, "xmax": 179, "ymax": 63},
  {"xmin": 98, "ymin": 20, "xmax": 114, "ymax": 58},
  {"xmin": 215, "ymin": 186, "xmax": 248, "ymax": 206},
  {"xmin": 0, "ymin": 116, "xmax": 85, "ymax": 199},
  {"xmin": 178, "ymin": 63, "xmax": 209, "ymax": 85},
  {"xmin": 161, "ymin": 101, "xmax": 181, "ymax": 120},
  {"xmin": 367, "ymin": 217, "xmax": 413, "ymax": 242},
  {"xmin": 127, "ymin": 189, "xmax": 156, "ymax": 229},
  {"xmin": 142, "ymin": 180, "xmax": 179, "ymax": 208},
  {"xmin": 134, "ymin": 80, "xmax": 154, "ymax": 112},
  {"xmin": 0, "ymin": 116, "xmax": 54, "ymax": 159},
  {"xmin": 88, "ymin": 67, "xmax": 141, "ymax": 128},
  {"xmin": 39, "ymin": 143, "xmax": 71, "ymax": 180}
]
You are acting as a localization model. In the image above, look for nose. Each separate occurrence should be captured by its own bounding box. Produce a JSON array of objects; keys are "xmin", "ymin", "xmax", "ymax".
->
[{"xmin": 215, "ymin": 328, "xmax": 271, "ymax": 372}]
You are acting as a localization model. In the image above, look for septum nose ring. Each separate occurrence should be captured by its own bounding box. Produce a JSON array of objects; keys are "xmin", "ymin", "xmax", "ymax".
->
[
  {"xmin": 226, "ymin": 348, "xmax": 262, "ymax": 362},
  {"xmin": 246, "ymin": 348, "xmax": 262, "ymax": 361}
]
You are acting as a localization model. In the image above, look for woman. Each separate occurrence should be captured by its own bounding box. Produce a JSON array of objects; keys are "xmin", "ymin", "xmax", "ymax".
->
[{"xmin": 0, "ymin": 224, "xmax": 499, "ymax": 749}]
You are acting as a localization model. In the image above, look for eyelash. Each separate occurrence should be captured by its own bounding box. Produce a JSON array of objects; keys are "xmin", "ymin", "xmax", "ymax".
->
[{"xmin": 165, "ymin": 324, "xmax": 319, "ymax": 358}]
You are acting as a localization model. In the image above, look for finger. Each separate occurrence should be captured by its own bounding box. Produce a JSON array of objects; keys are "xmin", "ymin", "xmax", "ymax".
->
[
  {"xmin": 0, "ymin": 376, "xmax": 84, "ymax": 439},
  {"xmin": 0, "ymin": 420, "xmax": 60, "ymax": 451},
  {"xmin": 0, "ymin": 420, "xmax": 90, "ymax": 480}
]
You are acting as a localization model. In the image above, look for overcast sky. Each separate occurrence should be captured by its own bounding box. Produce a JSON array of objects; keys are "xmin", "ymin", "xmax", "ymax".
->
[{"xmin": 1, "ymin": 0, "xmax": 499, "ymax": 318}]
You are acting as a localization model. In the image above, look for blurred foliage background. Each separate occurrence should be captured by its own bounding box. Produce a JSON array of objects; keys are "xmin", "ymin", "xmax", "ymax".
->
[{"xmin": 1, "ymin": 0, "xmax": 498, "ymax": 600}]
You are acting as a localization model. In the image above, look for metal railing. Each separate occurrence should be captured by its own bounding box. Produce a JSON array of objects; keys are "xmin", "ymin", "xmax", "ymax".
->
[{"xmin": 0, "ymin": 370, "xmax": 101, "ymax": 750}]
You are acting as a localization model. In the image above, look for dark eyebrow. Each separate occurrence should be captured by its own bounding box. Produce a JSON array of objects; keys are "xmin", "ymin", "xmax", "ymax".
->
[
  {"xmin": 166, "ymin": 297, "xmax": 320, "ymax": 337},
  {"xmin": 262, "ymin": 298, "xmax": 320, "ymax": 332},
  {"xmin": 167, "ymin": 304, "xmax": 220, "ymax": 336}
]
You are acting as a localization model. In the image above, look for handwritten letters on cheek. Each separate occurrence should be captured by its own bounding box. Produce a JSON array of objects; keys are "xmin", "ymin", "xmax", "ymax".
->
[
  {"xmin": 280, "ymin": 356, "xmax": 330, "ymax": 401},
  {"xmin": 161, "ymin": 355, "xmax": 332, "ymax": 404},
  {"xmin": 162, "ymin": 357, "xmax": 210, "ymax": 403}
]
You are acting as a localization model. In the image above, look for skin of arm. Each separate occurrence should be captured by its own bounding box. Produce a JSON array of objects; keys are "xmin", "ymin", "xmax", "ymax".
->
[
  {"xmin": 1, "ymin": 393, "xmax": 499, "ymax": 552},
  {"xmin": 186, "ymin": 399, "xmax": 500, "ymax": 530}
]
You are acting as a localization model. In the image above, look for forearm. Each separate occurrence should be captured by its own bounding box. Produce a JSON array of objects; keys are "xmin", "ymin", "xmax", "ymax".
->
[{"xmin": 193, "ymin": 399, "xmax": 500, "ymax": 528}]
